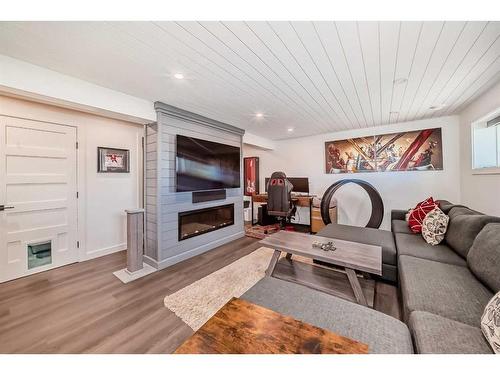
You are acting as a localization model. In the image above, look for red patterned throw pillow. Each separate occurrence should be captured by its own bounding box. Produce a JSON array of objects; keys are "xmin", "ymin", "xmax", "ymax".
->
[{"xmin": 408, "ymin": 197, "xmax": 438, "ymax": 233}]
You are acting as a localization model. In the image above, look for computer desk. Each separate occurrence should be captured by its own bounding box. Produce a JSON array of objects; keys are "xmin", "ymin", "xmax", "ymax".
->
[{"xmin": 250, "ymin": 193, "xmax": 314, "ymax": 233}]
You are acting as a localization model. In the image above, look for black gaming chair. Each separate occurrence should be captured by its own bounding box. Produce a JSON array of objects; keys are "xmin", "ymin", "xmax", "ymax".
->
[{"xmin": 266, "ymin": 171, "xmax": 296, "ymax": 227}]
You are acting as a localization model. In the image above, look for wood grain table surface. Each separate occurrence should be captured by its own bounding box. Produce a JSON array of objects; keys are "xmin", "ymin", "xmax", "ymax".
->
[
  {"xmin": 260, "ymin": 231, "xmax": 382, "ymax": 307},
  {"xmin": 174, "ymin": 297, "xmax": 368, "ymax": 354},
  {"xmin": 260, "ymin": 231, "xmax": 382, "ymax": 275}
]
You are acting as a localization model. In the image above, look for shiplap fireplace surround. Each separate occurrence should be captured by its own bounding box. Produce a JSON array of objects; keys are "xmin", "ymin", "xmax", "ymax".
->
[{"xmin": 144, "ymin": 102, "xmax": 245, "ymax": 270}]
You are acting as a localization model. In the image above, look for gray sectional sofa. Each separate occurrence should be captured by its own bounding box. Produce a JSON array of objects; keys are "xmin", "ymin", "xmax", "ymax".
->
[
  {"xmin": 393, "ymin": 201, "xmax": 500, "ymax": 354},
  {"xmin": 242, "ymin": 200, "xmax": 499, "ymax": 354}
]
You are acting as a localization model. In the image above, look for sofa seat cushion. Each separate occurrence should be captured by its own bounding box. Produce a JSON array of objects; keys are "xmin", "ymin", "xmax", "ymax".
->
[
  {"xmin": 242, "ymin": 277, "xmax": 413, "ymax": 354},
  {"xmin": 445, "ymin": 207, "xmax": 500, "ymax": 259},
  {"xmin": 467, "ymin": 223, "xmax": 500, "ymax": 292},
  {"xmin": 391, "ymin": 219, "xmax": 414, "ymax": 234},
  {"xmin": 317, "ymin": 223, "xmax": 397, "ymax": 266},
  {"xmin": 399, "ymin": 255, "xmax": 493, "ymax": 326},
  {"xmin": 409, "ymin": 311, "xmax": 492, "ymax": 354},
  {"xmin": 395, "ymin": 233, "xmax": 466, "ymax": 267}
]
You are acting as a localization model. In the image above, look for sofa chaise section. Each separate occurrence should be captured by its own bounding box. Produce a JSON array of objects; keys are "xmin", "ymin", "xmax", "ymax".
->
[
  {"xmin": 398, "ymin": 255, "xmax": 493, "ymax": 326},
  {"xmin": 242, "ymin": 277, "xmax": 413, "ymax": 354},
  {"xmin": 408, "ymin": 311, "xmax": 492, "ymax": 354}
]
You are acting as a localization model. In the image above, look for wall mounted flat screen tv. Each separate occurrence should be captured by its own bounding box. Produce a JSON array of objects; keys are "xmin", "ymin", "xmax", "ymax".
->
[{"xmin": 176, "ymin": 135, "xmax": 241, "ymax": 192}]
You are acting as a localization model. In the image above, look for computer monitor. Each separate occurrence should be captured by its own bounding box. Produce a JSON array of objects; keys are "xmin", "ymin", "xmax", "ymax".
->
[{"xmin": 264, "ymin": 177, "xmax": 309, "ymax": 194}]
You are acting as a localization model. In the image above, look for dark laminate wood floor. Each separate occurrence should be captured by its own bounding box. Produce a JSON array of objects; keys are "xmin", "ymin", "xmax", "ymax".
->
[{"xmin": 0, "ymin": 236, "xmax": 400, "ymax": 353}]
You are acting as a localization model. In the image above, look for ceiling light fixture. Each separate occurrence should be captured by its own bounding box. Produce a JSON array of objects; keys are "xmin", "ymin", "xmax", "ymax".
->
[
  {"xmin": 255, "ymin": 113, "xmax": 264, "ymax": 118},
  {"xmin": 173, "ymin": 73, "xmax": 184, "ymax": 80},
  {"xmin": 429, "ymin": 104, "xmax": 446, "ymax": 111},
  {"xmin": 287, "ymin": 128, "xmax": 294, "ymax": 132},
  {"xmin": 393, "ymin": 78, "xmax": 408, "ymax": 85}
]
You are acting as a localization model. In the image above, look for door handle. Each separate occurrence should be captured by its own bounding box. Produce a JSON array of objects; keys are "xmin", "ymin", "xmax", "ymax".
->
[{"xmin": 0, "ymin": 205, "xmax": 14, "ymax": 211}]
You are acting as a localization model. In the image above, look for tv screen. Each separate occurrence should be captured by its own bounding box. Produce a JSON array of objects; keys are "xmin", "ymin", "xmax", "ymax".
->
[{"xmin": 176, "ymin": 135, "xmax": 241, "ymax": 192}]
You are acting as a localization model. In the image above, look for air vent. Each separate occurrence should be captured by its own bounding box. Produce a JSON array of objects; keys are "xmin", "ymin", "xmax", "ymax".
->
[{"xmin": 486, "ymin": 115, "xmax": 500, "ymax": 127}]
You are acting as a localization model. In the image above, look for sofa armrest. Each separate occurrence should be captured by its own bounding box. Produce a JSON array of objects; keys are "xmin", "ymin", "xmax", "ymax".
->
[{"xmin": 391, "ymin": 209, "xmax": 408, "ymax": 221}]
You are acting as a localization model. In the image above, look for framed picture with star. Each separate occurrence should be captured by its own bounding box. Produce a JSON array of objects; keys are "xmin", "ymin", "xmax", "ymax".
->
[{"xmin": 97, "ymin": 147, "xmax": 130, "ymax": 173}]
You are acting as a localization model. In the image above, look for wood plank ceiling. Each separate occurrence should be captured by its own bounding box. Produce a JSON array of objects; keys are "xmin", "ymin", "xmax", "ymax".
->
[{"xmin": 0, "ymin": 21, "xmax": 499, "ymax": 140}]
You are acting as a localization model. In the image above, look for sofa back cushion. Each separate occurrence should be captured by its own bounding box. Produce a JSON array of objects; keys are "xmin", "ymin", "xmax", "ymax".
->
[
  {"xmin": 445, "ymin": 208, "xmax": 500, "ymax": 258},
  {"xmin": 468, "ymin": 223, "xmax": 500, "ymax": 292},
  {"xmin": 436, "ymin": 200, "xmax": 468, "ymax": 215}
]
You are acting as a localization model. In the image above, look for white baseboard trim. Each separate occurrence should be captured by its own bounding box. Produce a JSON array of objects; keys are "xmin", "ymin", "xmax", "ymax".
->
[
  {"xmin": 113, "ymin": 263, "xmax": 157, "ymax": 284},
  {"xmin": 155, "ymin": 231, "xmax": 245, "ymax": 270},
  {"xmin": 81, "ymin": 243, "xmax": 127, "ymax": 261}
]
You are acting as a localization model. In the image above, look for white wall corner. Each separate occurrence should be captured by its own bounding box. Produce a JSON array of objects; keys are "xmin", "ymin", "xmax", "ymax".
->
[
  {"xmin": 0, "ymin": 54, "xmax": 156, "ymax": 123},
  {"xmin": 243, "ymin": 132, "xmax": 275, "ymax": 150}
]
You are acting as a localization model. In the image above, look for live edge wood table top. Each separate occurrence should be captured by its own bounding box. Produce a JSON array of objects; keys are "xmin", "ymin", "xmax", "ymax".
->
[{"xmin": 174, "ymin": 298, "xmax": 368, "ymax": 354}]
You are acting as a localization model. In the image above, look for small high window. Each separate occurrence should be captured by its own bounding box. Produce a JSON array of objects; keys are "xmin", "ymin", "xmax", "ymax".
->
[{"xmin": 472, "ymin": 111, "xmax": 500, "ymax": 173}]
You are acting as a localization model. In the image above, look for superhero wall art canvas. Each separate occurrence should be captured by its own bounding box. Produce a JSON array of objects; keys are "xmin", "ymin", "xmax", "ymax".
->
[{"xmin": 325, "ymin": 128, "xmax": 443, "ymax": 174}]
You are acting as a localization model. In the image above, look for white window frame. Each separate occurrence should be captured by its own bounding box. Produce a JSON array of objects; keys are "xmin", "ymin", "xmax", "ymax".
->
[{"xmin": 471, "ymin": 107, "xmax": 500, "ymax": 175}]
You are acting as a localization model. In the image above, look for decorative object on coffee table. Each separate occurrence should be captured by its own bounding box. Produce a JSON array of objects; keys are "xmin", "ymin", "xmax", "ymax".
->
[
  {"xmin": 312, "ymin": 240, "xmax": 337, "ymax": 252},
  {"xmin": 320, "ymin": 179, "xmax": 384, "ymax": 228},
  {"xmin": 174, "ymin": 298, "xmax": 368, "ymax": 354},
  {"xmin": 260, "ymin": 231, "xmax": 382, "ymax": 307},
  {"xmin": 97, "ymin": 147, "xmax": 130, "ymax": 173}
]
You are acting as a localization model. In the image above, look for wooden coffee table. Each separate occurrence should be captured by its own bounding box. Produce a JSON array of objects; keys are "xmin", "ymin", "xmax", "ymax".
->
[
  {"xmin": 174, "ymin": 297, "xmax": 368, "ymax": 354},
  {"xmin": 260, "ymin": 231, "xmax": 382, "ymax": 307}
]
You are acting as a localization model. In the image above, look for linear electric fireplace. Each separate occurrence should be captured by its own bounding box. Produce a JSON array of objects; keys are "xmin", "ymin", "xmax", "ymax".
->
[{"xmin": 178, "ymin": 204, "xmax": 235, "ymax": 241}]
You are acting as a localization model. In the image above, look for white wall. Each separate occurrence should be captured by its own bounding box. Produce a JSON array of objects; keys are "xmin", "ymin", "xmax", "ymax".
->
[
  {"xmin": 244, "ymin": 116, "xmax": 461, "ymax": 229},
  {"xmin": 0, "ymin": 54, "xmax": 155, "ymax": 124},
  {"xmin": 82, "ymin": 118, "xmax": 143, "ymax": 260},
  {"xmin": 243, "ymin": 132, "xmax": 275, "ymax": 150},
  {"xmin": 0, "ymin": 95, "xmax": 144, "ymax": 260},
  {"xmin": 459, "ymin": 80, "xmax": 500, "ymax": 216}
]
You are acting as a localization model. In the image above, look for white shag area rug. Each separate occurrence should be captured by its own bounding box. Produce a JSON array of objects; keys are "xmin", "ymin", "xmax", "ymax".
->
[{"xmin": 164, "ymin": 247, "xmax": 275, "ymax": 331}]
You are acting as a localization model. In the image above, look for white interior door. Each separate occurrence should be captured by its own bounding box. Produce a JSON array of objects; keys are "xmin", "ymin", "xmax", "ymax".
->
[{"xmin": 0, "ymin": 116, "xmax": 78, "ymax": 283}]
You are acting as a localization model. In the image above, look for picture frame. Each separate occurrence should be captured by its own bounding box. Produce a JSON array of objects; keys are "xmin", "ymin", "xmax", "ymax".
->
[
  {"xmin": 97, "ymin": 147, "xmax": 130, "ymax": 173},
  {"xmin": 325, "ymin": 127, "xmax": 443, "ymax": 174},
  {"xmin": 243, "ymin": 157, "xmax": 260, "ymax": 196}
]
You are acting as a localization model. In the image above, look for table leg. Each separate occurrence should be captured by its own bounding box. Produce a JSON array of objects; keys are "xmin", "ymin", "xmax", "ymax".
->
[
  {"xmin": 266, "ymin": 250, "xmax": 282, "ymax": 276},
  {"xmin": 345, "ymin": 268, "xmax": 368, "ymax": 307}
]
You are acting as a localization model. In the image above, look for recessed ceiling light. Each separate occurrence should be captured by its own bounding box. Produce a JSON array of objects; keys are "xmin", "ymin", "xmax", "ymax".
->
[
  {"xmin": 429, "ymin": 104, "xmax": 446, "ymax": 111},
  {"xmin": 287, "ymin": 128, "xmax": 294, "ymax": 132},
  {"xmin": 393, "ymin": 78, "xmax": 408, "ymax": 85},
  {"xmin": 173, "ymin": 73, "xmax": 184, "ymax": 80},
  {"xmin": 255, "ymin": 113, "xmax": 264, "ymax": 118}
]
